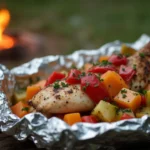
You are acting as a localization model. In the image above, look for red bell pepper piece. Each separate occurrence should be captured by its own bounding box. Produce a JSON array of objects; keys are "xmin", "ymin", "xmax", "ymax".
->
[
  {"xmin": 66, "ymin": 69, "xmax": 81, "ymax": 84},
  {"xmin": 45, "ymin": 71, "xmax": 65, "ymax": 86},
  {"xmin": 108, "ymin": 54, "xmax": 127, "ymax": 66},
  {"xmin": 119, "ymin": 65, "xmax": 136, "ymax": 83},
  {"xmin": 120, "ymin": 113, "xmax": 134, "ymax": 120},
  {"xmin": 88, "ymin": 65, "xmax": 116, "ymax": 74},
  {"xmin": 81, "ymin": 115, "xmax": 98, "ymax": 123},
  {"xmin": 80, "ymin": 73, "xmax": 109, "ymax": 103}
]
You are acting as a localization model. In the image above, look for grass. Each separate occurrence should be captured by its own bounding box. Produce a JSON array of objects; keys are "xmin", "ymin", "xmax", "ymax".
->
[{"xmin": 3, "ymin": 0, "xmax": 150, "ymax": 54}]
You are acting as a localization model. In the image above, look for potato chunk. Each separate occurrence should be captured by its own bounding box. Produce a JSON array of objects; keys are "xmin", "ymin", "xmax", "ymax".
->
[
  {"xmin": 136, "ymin": 107, "xmax": 150, "ymax": 118},
  {"xmin": 91, "ymin": 100, "xmax": 118, "ymax": 122}
]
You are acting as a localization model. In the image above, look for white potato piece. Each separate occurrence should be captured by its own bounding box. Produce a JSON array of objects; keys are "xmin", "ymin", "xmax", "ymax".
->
[
  {"xmin": 92, "ymin": 100, "xmax": 117, "ymax": 122},
  {"xmin": 136, "ymin": 107, "xmax": 150, "ymax": 118}
]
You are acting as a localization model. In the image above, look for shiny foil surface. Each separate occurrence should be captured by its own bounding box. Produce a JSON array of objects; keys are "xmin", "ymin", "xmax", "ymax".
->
[{"xmin": 0, "ymin": 34, "xmax": 150, "ymax": 150}]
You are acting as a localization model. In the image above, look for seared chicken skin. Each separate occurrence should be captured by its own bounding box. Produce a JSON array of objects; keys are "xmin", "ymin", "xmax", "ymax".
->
[
  {"xmin": 128, "ymin": 42, "xmax": 150, "ymax": 91},
  {"xmin": 30, "ymin": 82, "xmax": 95, "ymax": 117}
]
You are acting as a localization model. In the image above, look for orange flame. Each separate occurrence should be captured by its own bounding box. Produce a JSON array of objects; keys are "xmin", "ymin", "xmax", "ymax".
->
[{"xmin": 0, "ymin": 9, "xmax": 15, "ymax": 50}]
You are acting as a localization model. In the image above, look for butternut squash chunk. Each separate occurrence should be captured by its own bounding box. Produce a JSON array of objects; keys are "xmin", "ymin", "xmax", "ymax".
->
[
  {"xmin": 99, "ymin": 56, "xmax": 109, "ymax": 62},
  {"xmin": 63, "ymin": 113, "xmax": 82, "ymax": 125},
  {"xmin": 114, "ymin": 88, "xmax": 141, "ymax": 111},
  {"xmin": 26, "ymin": 85, "xmax": 41, "ymax": 101},
  {"xmin": 101, "ymin": 71, "xmax": 128, "ymax": 99},
  {"xmin": 11, "ymin": 101, "xmax": 29, "ymax": 118}
]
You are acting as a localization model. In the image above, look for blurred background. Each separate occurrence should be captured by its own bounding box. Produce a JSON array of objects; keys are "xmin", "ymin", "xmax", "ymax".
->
[{"xmin": 0, "ymin": 0, "xmax": 150, "ymax": 68}]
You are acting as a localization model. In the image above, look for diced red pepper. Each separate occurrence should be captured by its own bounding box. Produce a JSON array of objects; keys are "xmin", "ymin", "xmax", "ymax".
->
[
  {"xmin": 88, "ymin": 65, "xmax": 116, "ymax": 74},
  {"xmin": 66, "ymin": 69, "xmax": 81, "ymax": 84},
  {"xmin": 141, "ymin": 95, "xmax": 146, "ymax": 106},
  {"xmin": 80, "ymin": 73, "xmax": 109, "ymax": 103},
  {"xmin": 120, "ymin": 113, "xmax": 134, "ymax": 120},
  {"xmin": 81, "ymin": 115, "xmax": 98, "ymax": 123},
  {"xmin": 45, "ymin": 71, "xmax": 65, "ymax": 86},
  {"xmin": 108, "ymin": 54, "xmax": 127, "ymax": 66},
  {"xmin": 119, "ymin": 65, "xmax": 136, "ymax": 83}
]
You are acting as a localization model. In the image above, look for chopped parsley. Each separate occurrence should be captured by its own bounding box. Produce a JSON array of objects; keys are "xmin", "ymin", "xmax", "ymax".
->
[
  {"xmin": 139, "ymin": 52, "xmax": 145, "ymax": 58},
  {"xmin": 122, "ymin": 94, "xmax": 127, "ymax": 98},
  {"xmin": 61, "ymin": 82, "xmax": 68, "ymax": 87},
  {"xmin": 133, "ymin": 64, "xmax": 136, "ymax": 70},
  {"xmin": 122, "ymin": 68, "xmax": 126, "ymax": 72},
  {"xmin": 100, "ymin": 60, "xmax": 112, "ymax": 66},
  {"xmin": 100, "ymin": 78, "xmax": 104, "ymax": 82},
  {"xmin": 22, "ymin": 107, "xmax": 29, "ymax": 112},
  {"xmin": 71, "ymin": 64, "xmax": 77, "ymax": 69},
  {"xmin": 117, "ymin": 53, "xmax": 123, "ymax": 58},
  {"xmin": 122, "ymin": 109, "xmax": 132, "ymax": 113},
  {"xmin": 92, "ymin": 62, "xmax": 100, "ymax": 66},
  {"xmin": 82, "ymin": 86, "xmax": 87, "ymax": 91},
  {"xmin": 53, "ymin": 82, "xmax": 60, "ymax": 89},
  {"xmin": 80, "ymin": 72, "xmax": 86, "ymax": 77},
  {"xmin": 121, "ymin": 89, "xmax": 127, "ymax": 94},
  {"xmin": 138, "ymin": 89, "xmax": 147, "ymax": 95}
]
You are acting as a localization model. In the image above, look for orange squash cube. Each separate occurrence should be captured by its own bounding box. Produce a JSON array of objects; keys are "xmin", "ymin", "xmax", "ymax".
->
[
  {"xmin": 99, "ymin": 56, "xmax": 109, "ymax": 62},
  {"xmin": 26, "ymin": 85, "xmax": 41, "ymax": 101},
  {"xmin": 63, "ymin": 113, "xmax": 82, "ymax": 125},
  {"xmin": 114, "ymin": 88, "xmax": 141, "ymax": 111},
  {"xmin": 11, "ymin": 101, "xmax": 29, "ymax": 118},
  {"xmin": 101, "ymin": 71, "xmax": 128, "ymax": 99}
]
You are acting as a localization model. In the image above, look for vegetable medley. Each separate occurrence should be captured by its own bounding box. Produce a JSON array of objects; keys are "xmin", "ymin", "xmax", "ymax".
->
[{"xmin": 11, "ymin": 44, "xmax": 150, "ymax": 125}]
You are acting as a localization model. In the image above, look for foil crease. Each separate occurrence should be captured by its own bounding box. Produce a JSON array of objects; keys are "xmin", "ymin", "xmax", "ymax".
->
[{"xmin": 0, "ymin": 34, "xmax": 150, "ymax": 150}]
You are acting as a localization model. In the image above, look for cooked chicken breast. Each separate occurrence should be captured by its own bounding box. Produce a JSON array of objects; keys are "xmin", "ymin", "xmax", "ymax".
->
[
  {"xmin": 128, "ymin": 42, "xmax": 150, "ymax": 91},
  {"xmin": 30, "ymin": 82, "xmax": 95, "ymax": 117}
]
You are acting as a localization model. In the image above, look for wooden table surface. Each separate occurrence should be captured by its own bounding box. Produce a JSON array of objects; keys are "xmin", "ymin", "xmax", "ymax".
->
[{"xmin": 1, "ymin": 133, "xmax": 150, "ymax": 150}]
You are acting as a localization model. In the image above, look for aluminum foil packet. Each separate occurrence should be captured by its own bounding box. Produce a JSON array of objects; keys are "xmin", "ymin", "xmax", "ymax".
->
[{"xmin": 0, "ymin": 34, "xmax": 150, "ymax": 150}]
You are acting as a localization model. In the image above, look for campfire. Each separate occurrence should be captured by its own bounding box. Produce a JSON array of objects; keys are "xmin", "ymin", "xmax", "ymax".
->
[
  {"xmin": 0, "ymin": 9, "xmax": 15, "ymax": 50},
  {"xmin": 0, "ymin": 8, "xmax": 47, "ymax": 68}
]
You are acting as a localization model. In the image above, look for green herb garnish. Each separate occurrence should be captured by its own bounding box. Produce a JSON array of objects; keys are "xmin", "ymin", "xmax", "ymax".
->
[
  {"xmin": 133, "ymin": 64, "xmax": 136, "ymax": 70},
  {"xmin": 138, "ymin": 89, "xmax": 147, "ymax": 95},
  {"xmin": 80, "ymin": 72, "xmax": 86, "ymax": 77},
  {"xmin": 122, "ymin": 94, "xmax": 127, "ymax": 98},
  {"xmin": 139, "ymin": 53, "xmax": 145, "ymax": 58},
  {"xmin": 100, "ymin": 78, "xmax": 104, "ymax": 82},
  {"xmin": 122, "ymin": 68, "xmax": 125, "ymax": 72},
  {"xmin": 22, "ymin": 107, "xmax": 29, "ymax": 112},
  {"xmin": 122, "ymin": 109, "xmax": 132, "ymax": 113},
  {"xmin": 100, "ymin": 60, "xmax": 112, "ymax": 66},
  {"xmin": 53, "ymin": 82, "xmax": 60, "ymax": 89},
  {"xmin": 71, "ymin": 64, "xmax": 77, "ymax": 69},
  {"xmin": 121, "ymin": 89, "xmax": 127, "ymax": 94},
  {"xmin": 61, "ymin": 82, "xmax": 68, "ymax": 87}
]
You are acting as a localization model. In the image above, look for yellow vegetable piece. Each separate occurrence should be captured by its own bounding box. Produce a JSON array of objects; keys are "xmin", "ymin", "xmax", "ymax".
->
[
  {"xmin": 136, "ymin": 107, "xmax": 150, "ymax": 118},
  {"xmin": 115, "ymin": 109, "xmax": 135, "ymax": 121},
  {"xmin": 92, "ymin": 100, "xmax": 117, "ymax": 122},
  {"xmin": 121, "ymin": 44, "xmax": 136, "ymax": 56},
  {"xmin": 101, "ymin": 71, "xmax": 128, "ymax": 99},
  {"xmin": 114, "ymin": 88, "xmax": 141, "ymax": 111},
  {"xmin": 63, "ymin": 113, "xmax": 82, "ymax": 126},
  {"xmin": 99, "ymin": 56, "xmax": 109, "ymax": 62},
  {"xmin": 146, "ymin": 90, "xmax": 150, "ymax": 106}
]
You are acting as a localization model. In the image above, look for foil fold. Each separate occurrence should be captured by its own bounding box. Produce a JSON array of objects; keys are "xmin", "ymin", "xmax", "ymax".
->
[{"xmin": 0, "ymin": 34, "xmax": 150, "ymax": 150}]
